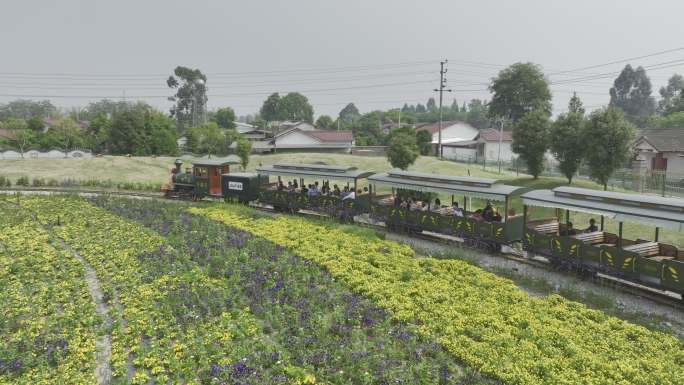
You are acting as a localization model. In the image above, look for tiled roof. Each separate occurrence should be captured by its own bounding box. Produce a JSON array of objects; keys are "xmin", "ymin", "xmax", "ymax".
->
[
  {"xmin": 478, "ymin": 128, "xmax": 512, "ymax": 142},
  {"xmin": 305, "ymin": 130, "xmax": 353, "ymax": 142},
  {"xmin": 637, "ymin": 129, "xmax": 684, "ymax": 152},
  {"xmin": 0, "ymin": 128, "xmax": 16, "ymax": 140}
]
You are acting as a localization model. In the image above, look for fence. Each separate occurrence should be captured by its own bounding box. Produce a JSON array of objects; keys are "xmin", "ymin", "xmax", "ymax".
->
[
  {"xmin": 607, "ymin": 169, "xmax": 684, "ymax": 197},
  {"xmin": 0, "ymin": 149, "xmax": 93, "ymax": 159}
]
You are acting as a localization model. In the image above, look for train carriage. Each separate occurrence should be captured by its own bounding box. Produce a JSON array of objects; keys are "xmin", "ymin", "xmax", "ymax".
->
[
  {"xmin": 522, "ymin": 186, "xmax": 684, "ymax": 297},
  {"xmin": 255, "ymin": 163, "xmax": 374, "ymax": 218},
  {"xmin": 367, "ymin": 171, "xmax": 525, "ymax": 248}
]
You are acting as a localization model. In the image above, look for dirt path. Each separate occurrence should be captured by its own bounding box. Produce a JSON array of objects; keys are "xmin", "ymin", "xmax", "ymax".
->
[{"xmin": 57, "ymin": 240, "xmax": 113, "ymax": 385}]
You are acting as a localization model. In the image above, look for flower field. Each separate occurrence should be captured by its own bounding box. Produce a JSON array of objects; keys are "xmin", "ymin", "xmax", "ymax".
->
[
  {"xmin": 0, "ymin": 202, "xmax": 99, "ymax": 384},
  {"xmin": 193, "ymin": 204, "xmax": 684, "ymax": 385},
  {"xmin": 2, "ymin": 194, "xmax": 683, "ymax": 385}
]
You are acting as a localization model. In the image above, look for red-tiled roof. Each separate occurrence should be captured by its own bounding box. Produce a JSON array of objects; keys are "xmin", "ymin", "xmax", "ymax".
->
[
  {"xmin": 478, "ymin": 128, "xmax": 512, "ymax": 142},
  {"xmin": 0, "ymin": 128, "xmax": 16, "ymax": 140},
  {"xmin": 305, "ymin": 130, "xmax": 353, "ymax": 142},
  {"xmin": 636, "ymin": 129, "xmax": 684, "ymax": 152}
]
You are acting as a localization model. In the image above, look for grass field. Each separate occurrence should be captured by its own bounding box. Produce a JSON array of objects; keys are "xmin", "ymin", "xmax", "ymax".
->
[
  {"xmin": 0, "ymin": 153, "xmax": 596, "ymax": 189},
  {"xmin": 2, "ymin": 153, "xmax": 682, "ymax": 247}
]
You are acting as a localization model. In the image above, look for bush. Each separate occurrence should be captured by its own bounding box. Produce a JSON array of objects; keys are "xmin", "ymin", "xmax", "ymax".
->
[
  {"xmin": 16, "ymin": 176, "xmax": 30, "ymax": 186},
  {"xmin": 32, "ymin": 178, "xmax": 46, "ymax": 187},
  {"xmin": 0, "ymin": 176, "xmax": 10, "ymax": 187}
]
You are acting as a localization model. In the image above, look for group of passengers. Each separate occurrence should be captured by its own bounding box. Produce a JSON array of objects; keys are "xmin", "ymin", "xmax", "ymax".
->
[
  {"xmin": 560, "ymin": 218, "xmax": 599, "ymax": 236},
  {"xmin": 275, "ymin": 179, "xmax": 368, "ymax": 200},
  {"xmin": 393, "ymin": 197, "xmax": 504, "ymax": 222}
]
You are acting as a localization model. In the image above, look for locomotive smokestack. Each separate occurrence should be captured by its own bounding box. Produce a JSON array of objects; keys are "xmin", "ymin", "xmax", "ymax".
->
[{"xmin": 174, "ymin": 159, "xmax": 183, "ymax": 174}]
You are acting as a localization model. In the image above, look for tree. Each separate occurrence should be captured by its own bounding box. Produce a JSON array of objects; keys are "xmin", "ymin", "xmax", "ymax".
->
[
  {"xmin": 511, "ymin": 111, "xmax": 551, "ymax": 178},
  {"xmin": 339, "ymin": 103, "xmax": 360, "ymax": 124},
  {"xmin": 658, "ymin": 74, "xmax": 684, "ymax": 114},
  {"xmin": 609, "ymin": 65, "xmax": 655, "ymax": 125},
  {"xmin": 185, "ymin": 122, "xmax": 225, "ymax": 157},
  {"xmin": 583, "ymin": 107, "xmax": 636, "ymax": 189},
  {"xmin": 426, "ymin": 97, "xmax": 437, "ymax": 112},
  {"xmin": 85, "ymin": 113, "xmax": 111, "ymax": 153},
  {"xmin": 386, "ymin": 131, "xmax": 419, "ymax": 170},
  {"xmin": 260, "ymin": 93, "xmax": 283, "ymax": 122},
  {"xmin": 109, "ymin": 103, "xmax": 177, "ymax": 156},
  {"xmin": 213, "ymin": 107, "xmax": 236, "ymax": 129},
  {"xmin": 466, "ymin": 99, "xmax": 490, "ymax": 129},
  {"xmin": 315, "ymin": 115, "xmax": 334, "ymax": 129},
  {"xmin": 82, "ymin": 99, "xmax": 130, "ymax": 120},
  {"xmin": 167, "ymin": 66, "xmax": 208, "ymax": 131},
  {"xmin": 0, "ymin": 117, "xmax": 28, "ymax": 131},
  {"xmin": 416, "ymin": 129, "xmax": 432, "ymax": 155},
  {"xmin": 42, "ymin": 118, "xmax": 84, "ymax": 155},
  {"xmin": 401, "ymin": 103, "xmax": 411, "ymax": 113},
  {"xmin": 568, "ymin": 92, "xmax": 585, "ymax": 114},
  {"xmin": 450, "ymin": 99, "xmax": 459, "ymax": 113},
  {"xmin": 415, "ymin": 104, "xmax": 426, "ymax": 113},
  {"xmin": 9, "ymin": 129, "xmax": 36, "ymax": 157},
  {"xmin": 235, "ymin": 136, "xmax": 252, "ymax": 170},
  {"xmin": 653, "ymin": 111, "xmax": 684, "ymax": 128},
  {"xmin": 0, "ymin": 99, "xmax": 56, "ymax": 121},
  {"xmin": 550, "ymin": 112, "xmax": 585, "ymax": 183},
  {"xmin": 27, "ymin": 116, "xmax": 45, "ymax": 132},
  {"xmin": 279, "ymin": 92, "xmax": 314, "ymax": 122},
  {"xmin": 489, "ymin": 62, "xmax": 552, "ymax": 122}
]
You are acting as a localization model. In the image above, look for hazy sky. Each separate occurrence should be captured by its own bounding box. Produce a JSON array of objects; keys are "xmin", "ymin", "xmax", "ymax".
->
[{"xmin": 2, "ymin": 0, "xmax": 684, "ymax": 118}]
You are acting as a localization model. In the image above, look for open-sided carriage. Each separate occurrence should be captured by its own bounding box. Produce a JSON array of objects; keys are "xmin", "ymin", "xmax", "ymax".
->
[
  {"xmin": 255, "ymin": 163, "xmax": 374, "ymax": 220},
  {"xmin": 367, "ymin": 171, "xmax": 525, "ymax": 250},
  {"xmin": 522, "ymin": 186, "xmax": 684, "ymax": 297}
]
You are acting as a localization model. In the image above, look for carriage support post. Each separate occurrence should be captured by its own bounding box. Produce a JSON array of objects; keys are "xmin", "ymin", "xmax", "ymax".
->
[{"xmin": 655, "ymin": 227, "xmax": 659, "ymax": 242}]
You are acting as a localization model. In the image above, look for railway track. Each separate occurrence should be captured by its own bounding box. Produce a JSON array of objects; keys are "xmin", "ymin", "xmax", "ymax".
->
[{"xmin": 3, "ymin": 187, "xmax": 683, "ymax": 309}]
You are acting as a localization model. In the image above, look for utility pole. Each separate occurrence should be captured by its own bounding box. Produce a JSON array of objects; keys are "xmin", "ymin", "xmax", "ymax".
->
[
  {"xmin": 434, "ymin": 60, "xmax": 452, "ymax": 158},
  {"xmin": 497, "ymin": 118, "xmax": 504, "ymax": 174}
]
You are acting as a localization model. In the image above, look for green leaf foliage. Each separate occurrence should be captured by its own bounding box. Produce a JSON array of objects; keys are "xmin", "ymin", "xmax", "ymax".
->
[
  {"xmin": 386, "ymin": 130, "xmax": 419, "ymax": 170},
  {"xmin": 213, "ymin": 107, "xmax": 236, "ymax": 129},
  {"xmin": 511, "ymin": 111, "xmax": 551, "ymax": 178},
  {"xmin": 550, "ymin": 112, "xmax": 585, "ymax": 183},
  {"xmin": 489, "ymin": 62, "xmax": 552, "ymax": 122},
  {"xmin": 315, "ymin": 115, "xmax": 334, "ymax": 129},
  {"xmin": 235, "ymin": 136, "xmax": 252, "ymax": 170},
  {"xmin": 416, "ymin": 129, "xmax": 432, "ymax": 155},
  {"xmin": 583, "ymin": 107, "xmax": 636, "ymax": 188},
  {"xmin": 609, "ymin": 65, "xmax": 656, "ymax": 126}
]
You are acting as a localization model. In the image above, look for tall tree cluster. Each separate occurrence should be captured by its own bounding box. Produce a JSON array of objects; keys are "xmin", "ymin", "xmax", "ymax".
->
[{"xmin": 259, "ymin": 92, "xmax": 314, "ymax": 123}]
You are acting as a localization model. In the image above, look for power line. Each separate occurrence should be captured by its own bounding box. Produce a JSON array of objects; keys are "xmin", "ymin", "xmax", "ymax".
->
[{"xmin": 549, "ymin": 46, "xmax": 684, "ymax": 76}]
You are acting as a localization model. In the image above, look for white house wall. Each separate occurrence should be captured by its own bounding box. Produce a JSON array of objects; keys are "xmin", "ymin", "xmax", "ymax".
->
[
  {"xmin": 664, "ymin": 153, "xmax": 684, "ymax": 177},
  {"xmin": 430, "ymin": 123, "xmax": 479, "ymax": 143},
  {"xmin": 443, "ymin": 147, "xmax": 477, "ymax": 161},
  {"xmin": 483, "ymin": 142, "xmax": 515, "ymax": 161}
]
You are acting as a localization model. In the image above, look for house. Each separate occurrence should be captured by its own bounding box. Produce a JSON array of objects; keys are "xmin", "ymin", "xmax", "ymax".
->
[
  {"xmin": 442, "ymin": 128, "xmax": 514, "ymax": 162},
  {"xmin": 633, "ymin": 129, "xmax": 684, "ymax": 177},
  {"xmin": 274, "ymin": 128, "xmax": 354, "ymax": 151},
  {"xmin": 235, "ymin": 122, "xmax": 256, "ymax": 134},
  {"xmin": 414, "ymin": 121, "xmax": 480, "ymax": 155}
]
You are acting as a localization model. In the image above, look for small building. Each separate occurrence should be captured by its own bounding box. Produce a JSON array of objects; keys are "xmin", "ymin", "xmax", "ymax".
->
[
  {"xmin": 414, "ymin": 121, "xmax": 479, "ymax": 156},
  {"xmin": 634, "ymin": 129, "xmax": 684, "ymax": 177},
  {"xmin": 443, "ymin": 128, "xmax": 514, "ymax": 162},
  {"xmin": 276, "ymin": 120, "xmax": 317, "ymax": 132}
]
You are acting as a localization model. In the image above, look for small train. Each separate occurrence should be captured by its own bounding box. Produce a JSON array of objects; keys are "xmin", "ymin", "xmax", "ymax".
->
[{"xmin": 164, "ymin": 159, "xmax": 684, "ymax": 300}]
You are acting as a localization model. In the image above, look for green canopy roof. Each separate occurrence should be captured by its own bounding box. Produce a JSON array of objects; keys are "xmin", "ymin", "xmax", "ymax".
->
[
  {"xmin": 193, "ymin": 157, "xmax": 240, "ymax": 167},
  {"xmin": 368, "ymin": 170, "xmax": 523, "ymax": 201},
  {"xmin": 256, "ymin": 163, "xmax": 374, "ymax": 181},
  {"xmin": 521, "ymin": 186, "xmax": 684, "ymax": 230}
]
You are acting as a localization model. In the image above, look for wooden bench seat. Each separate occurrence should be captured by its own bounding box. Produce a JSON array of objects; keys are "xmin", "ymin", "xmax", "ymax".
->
[
  {"xmin": 623, "ymin": 242, "xmax": 660, "ymax": 257},
  {"xmin": 534, "ymin": 222, "xmax": 559, "ymax": 235},
  {"xmin": 647, "ymin": 256, "xmax": 675, "ymax": 262},
  {"xmin": 571, "ymin": 231, "xmax": 605, "ymax": 244}
]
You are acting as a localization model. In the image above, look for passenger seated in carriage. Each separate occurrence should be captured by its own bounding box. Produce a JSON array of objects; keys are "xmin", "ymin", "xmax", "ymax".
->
[
  {"xmin": 277, "ymin": 180, "xmax": 285, "ymax": 191},
  {"xmin": 332, "ymin": 184, "xmax": 341, "ymax": 196},
  {"xmin": 451, "ymin": 202, "xmax": 464, "ymax": 217},
  {"xmin": 561, "ymin": 221, "xmax": 578, "ymax": 236},
  {"xmin": 481, "ymin": 202, "xmax": 495, "ymax": 222},
  {"xmin": 584, "ymin": 218, "xmax": 598, "ymax": 233}
]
